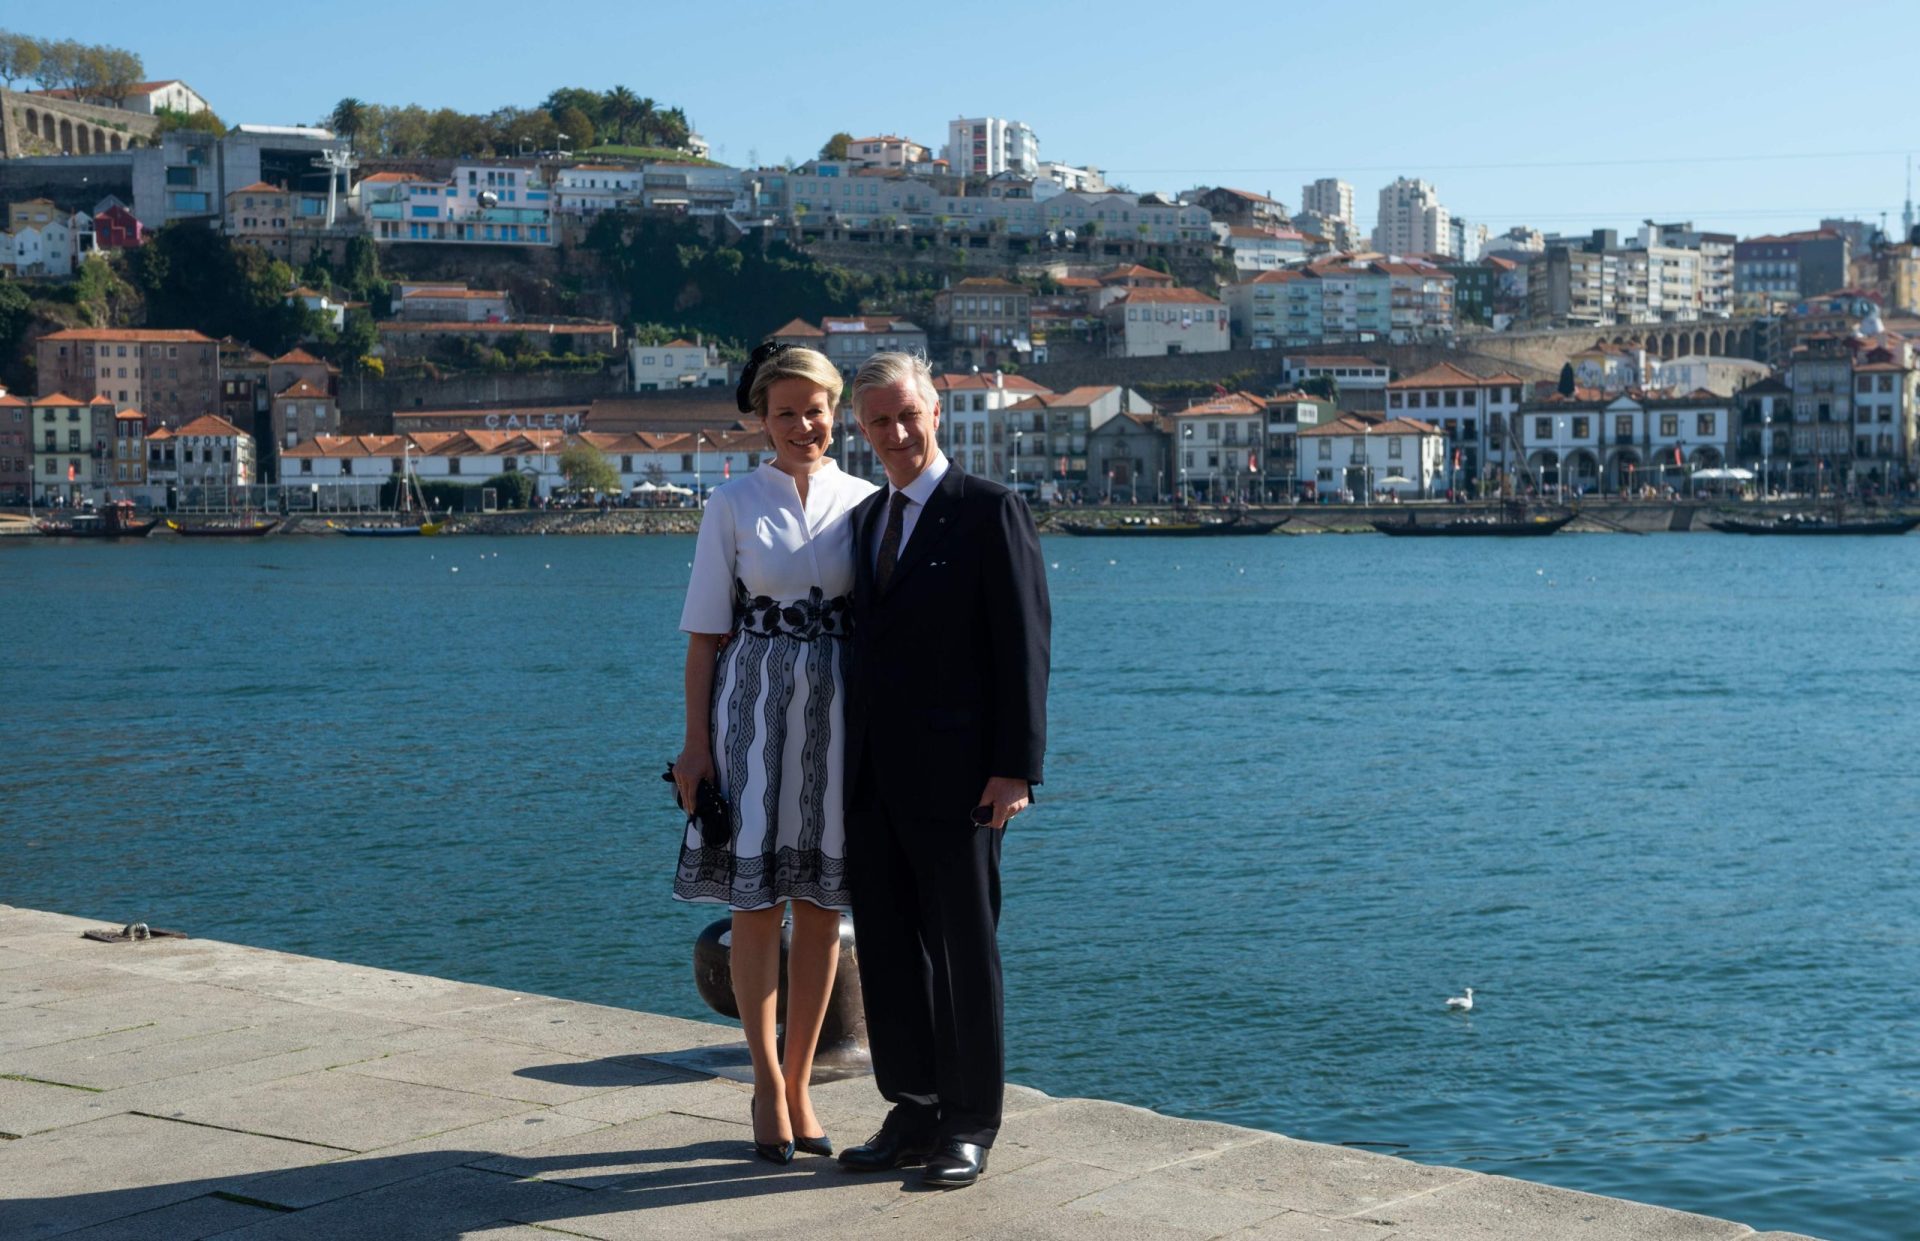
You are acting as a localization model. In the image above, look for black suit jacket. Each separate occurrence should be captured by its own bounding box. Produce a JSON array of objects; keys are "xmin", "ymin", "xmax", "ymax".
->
[{"xmin": 846, "ymin": 465, "xmax": 1051, "ymax": 821}]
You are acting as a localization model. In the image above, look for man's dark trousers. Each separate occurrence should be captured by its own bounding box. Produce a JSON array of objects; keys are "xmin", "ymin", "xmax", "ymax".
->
[{"xmin": 844, "ymin": 464, "xmax": 1049, "ymax": 1150}]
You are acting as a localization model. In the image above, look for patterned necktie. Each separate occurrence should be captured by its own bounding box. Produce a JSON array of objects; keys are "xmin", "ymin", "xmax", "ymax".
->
[{"xmin": 876, "ymin": 491, "xmax": 910, "ymax": 592}]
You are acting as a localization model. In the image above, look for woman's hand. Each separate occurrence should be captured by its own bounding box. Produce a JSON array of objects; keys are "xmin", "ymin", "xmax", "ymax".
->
[{"xmin": 673, "ymin": 744, "xmax": 716, "ymax": 815}]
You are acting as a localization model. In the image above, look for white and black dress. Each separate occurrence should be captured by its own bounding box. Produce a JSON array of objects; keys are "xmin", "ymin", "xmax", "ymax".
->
[{"xmin": 674, "ymin": 460, "xmax": 878, "ymax": 911}]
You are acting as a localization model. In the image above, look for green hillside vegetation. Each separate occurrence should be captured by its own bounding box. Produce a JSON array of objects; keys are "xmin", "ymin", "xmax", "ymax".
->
[
  {"xmin": 584, "ymin": 213, "xmax": 939, "ymax": 347},
  {"xmin": 325, "ymin": 87, "xmax": 695, "ymax": 160}
]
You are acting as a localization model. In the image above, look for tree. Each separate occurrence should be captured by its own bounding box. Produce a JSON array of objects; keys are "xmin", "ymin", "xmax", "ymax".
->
[
  {"xmin": 558, "ymin": 442, "xmax": 619, "ymax": 494},
  {"xmin": 83, "ymin": 45, "xmax": 143, "ymax": 107},
  {"xmin": 31, "ymin": 38, "xmax": 82, "ymax": 93},
  {"xmin": 554, "ymin": 105, "xmax": 595, "ymax": 152},
  {"xmin": 1300, "ymin": 374, "xmax": 1340, "ymax": 405},
  {"xmin": 0, "ymin": 31, "xmax": 43, "ymax": 89},
  {"xmin": 329, "ymin": 97, "xmax": 367, "ymax": 147},
  {"xmin": 1557, "ymin": 362, "xmax": 1576, "ymax": 397},
  {"xmin": 602, "ymin": 85, "xmax": 640, "ymax": 144},
  {"xmin": 483, "ymin": 470, "xmax": 536, "ymax": 508},
  {"xmin": 154, "ymin": 106, "xmax": 225, "ymax": 135},
  {"xmin": 331, "ymin": 308, "xmax": 379, "ymax": 373},
  {"xmin": 820, "ymin": 132, "xmax": 852, "ymax": 161}
]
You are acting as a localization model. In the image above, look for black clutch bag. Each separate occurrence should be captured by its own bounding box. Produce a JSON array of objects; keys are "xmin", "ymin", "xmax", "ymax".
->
[{"xmin": 663, "ymin": 763, "xmax": 731, "ymax": 849}]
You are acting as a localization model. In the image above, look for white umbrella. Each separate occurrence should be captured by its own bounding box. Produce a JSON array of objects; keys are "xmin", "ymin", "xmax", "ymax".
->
[
  {"xmin": 631, "ymin": 481, "xmax": 659, "ymax": 493},
  {"xmin": 1693, "ymin": 467, "xmax": 1754, "ymax": 482},
  {"xmin": 658, "ymin": 482, "xmax": 694, "ymax": 495}
]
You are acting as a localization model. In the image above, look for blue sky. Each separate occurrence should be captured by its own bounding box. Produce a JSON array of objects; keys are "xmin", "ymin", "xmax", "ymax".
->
[{"xmin": 23, "ymin": 0, "xmax": 1914, "ymax": 240}]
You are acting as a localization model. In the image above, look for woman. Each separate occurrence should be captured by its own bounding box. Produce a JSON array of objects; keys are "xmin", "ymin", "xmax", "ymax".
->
[{"xmin": 673, "ymin": 341, "xmax": 878, "ymax": 1163}]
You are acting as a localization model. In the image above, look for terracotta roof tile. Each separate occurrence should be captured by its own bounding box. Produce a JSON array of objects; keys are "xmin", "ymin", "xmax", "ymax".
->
[{"xmin": 176, "ymin": 415, "xmax": 248, "ymax": 437}]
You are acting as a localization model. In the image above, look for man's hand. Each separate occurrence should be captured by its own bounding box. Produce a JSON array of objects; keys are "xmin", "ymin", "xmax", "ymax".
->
[{"xmin": 973, "ymin": 776, "xmax": 1030, "ymax": 830}]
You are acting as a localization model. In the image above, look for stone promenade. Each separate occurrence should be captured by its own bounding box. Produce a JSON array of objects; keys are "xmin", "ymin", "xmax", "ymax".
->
[{"xmin": 0, "ymin": 905, "xmax": 1820, "ymax": 1240}]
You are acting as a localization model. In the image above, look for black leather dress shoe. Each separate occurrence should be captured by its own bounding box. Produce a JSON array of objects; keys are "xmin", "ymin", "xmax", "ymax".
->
[
  {"xmin": 921, "ymin": 1140, "xmax": 988, "ymax": 1189},
  {"xmin": 838, "ymin": 1126, "xmax": 936, "ymax": 1171}
]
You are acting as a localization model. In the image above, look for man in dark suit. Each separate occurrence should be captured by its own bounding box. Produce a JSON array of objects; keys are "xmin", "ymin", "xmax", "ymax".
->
[{"xmin": 837, "ymin": 352, "xmax": 1050, "ymax": 1190}]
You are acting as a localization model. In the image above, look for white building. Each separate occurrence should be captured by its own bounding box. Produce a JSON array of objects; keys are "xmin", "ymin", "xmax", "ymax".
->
[
  {"xmin": 770, "ymin": 316, "xmax": 929, "ymax": 376},
  {"xmin": 1372, "ymin": 177, "xmax": 1451, "ymax": 257},
  {"xmin": 288, "ymin": 286, "xmax": 346, "ymax": 331},
  {"xmin": 1385, "ymin": 362, "xmax": 1527, "ymax": 485},
  {"xmin": 173, "ymin": 414, "xmax": 255, "ymax": 488},
  {"xmin": 931, "ymin": 371, "xmax": 1052, "ymax": 479},
  {"xmin": 1104, "ymin": 288, "xmax": 1230, "ymax": 357},
  {"xmin": 1300, "ymin": 178, "xmax": 1354, "ymax": 229},
  {"xmin": 1036, "ymin": 162, "xmax": 1105, "ymax": 193},
  {"xmin": 845, "ymin": 136, "xmax": 930, "ymax": 170},
  {"xmin": 1217, "ymin": 225, "xmax": 1312, "ymax": 273},
  {"xmin": 1297, "ymin": 414, "xmax": 1447, "ymax": 499},
  {"xmin": 1164, "ymin": 392, "xmax": 1269, "ymax": 501},
  {"xmin": 364, "ymin": 163, "xmax": 553, "ymax": 246},
  {"xmin": 630, "ymin": 339, "xmax": 730, "ymax": 391},
  {"xmin": 393, "ymin": 284, "xmax": 510, "ymax": 323},
  {"xmin": 943, "ymin": 117, "xmax": 1039, "ymax": 177},
  {"xmin": 1450, "ymin": 218, "xmax": 1488, "ymax": 262},
  {"xmin": 551, "ymin": 165, "xmax": 643, "ymax": 214},
  {"xmin": 1281, "ymin": 355, "xmax": 1392, "ymax": 395}
]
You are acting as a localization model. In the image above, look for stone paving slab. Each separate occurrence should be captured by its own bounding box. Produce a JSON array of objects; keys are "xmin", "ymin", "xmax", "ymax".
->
[{"xmin": 0, "ymin": 905, "xmax": 1829, "ymax": 1240}]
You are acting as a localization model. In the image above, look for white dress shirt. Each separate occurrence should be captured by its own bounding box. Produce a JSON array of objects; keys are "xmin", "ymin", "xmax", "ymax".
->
[{"xmin": 874, "ymin": 450, "xmax": 950, "ymax": 568}]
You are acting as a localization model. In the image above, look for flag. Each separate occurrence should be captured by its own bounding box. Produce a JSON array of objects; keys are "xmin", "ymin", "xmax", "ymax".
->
[
  {"xmin": 67, "ymin": 462, "xmax": 75, "ymax": 481},
  {"xmin": 1057, "ymin": 455, "xmax": 1068, "ymax": 476},
  {"xmin": 1452, "ymin": 448, "xmax": 1461, "ymax": 469},
  {"xmin": 1672, "ymin": 445, "xmax": 1683, "ymax": 466},
  {"xmin": 1248, "ymin": 450, "xmax": 1258, "ymax": 472},
  {"xmin": 722, "ymin": 459, "xmax": 731, "ymax": 480}
]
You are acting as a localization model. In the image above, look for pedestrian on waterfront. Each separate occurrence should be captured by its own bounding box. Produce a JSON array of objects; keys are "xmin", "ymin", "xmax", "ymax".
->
[
  {"xmin": 837, "ymin": 352, "xmax": 1051, "ymax": 1190},
  {"xmin": 672, "ymin": 341, "xmax": 879, "ymax": 1165}
]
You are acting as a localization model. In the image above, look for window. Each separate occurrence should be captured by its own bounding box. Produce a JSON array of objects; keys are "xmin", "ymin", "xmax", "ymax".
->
[
  {"xmin": 1317, "ymin": 439, "xmax": 1332, "ymax": 460},
  {"xmin": 1572, "ymin": 417, "xmax": 1589, "ymax": 439},
  {"xmin": 1660, "ymin": 414, "xmax": 1678, "ymax": 436},
  {"xmin": 299, "ymin": 458, "xmax": 312, "ymax": 474},
  {"xmin": 341, "ymin": 458, "xmax": 353, "ymax": 475},
  {"xmin": 1616, "ymin": 414, "xmax": 1633, "ymax": 440},
  {"xmin": 1388, "ymin": 437, "xmax": 1403, "ymax": 458},
  {"xmin": 1535, "ymin": 417, "xmax": 1552, "ymax": 440},
  {"xmin": 1695, "ymin": 413, "xmax": 1715, "ymax": 436},
  {"xmin": 449, "ymin": 458, "xmax": 461, "ymax": 475}
]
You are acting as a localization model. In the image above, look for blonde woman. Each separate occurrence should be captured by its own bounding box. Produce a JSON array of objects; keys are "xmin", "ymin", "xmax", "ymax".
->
[{"xmin": 673, "ymin": 342, "xmax": 878, "ymax": 1163}]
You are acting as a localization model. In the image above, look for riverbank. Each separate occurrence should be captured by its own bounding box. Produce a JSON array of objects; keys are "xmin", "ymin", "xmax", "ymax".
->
[{"xmin": 0, "ymin": 904, "xmax": 1820, "ymax": 1240}]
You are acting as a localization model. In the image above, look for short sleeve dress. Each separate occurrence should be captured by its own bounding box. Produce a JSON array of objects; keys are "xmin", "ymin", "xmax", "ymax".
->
[{"xmin": 674, "ymin": 460, "xmax": 879, "ymax": 911}]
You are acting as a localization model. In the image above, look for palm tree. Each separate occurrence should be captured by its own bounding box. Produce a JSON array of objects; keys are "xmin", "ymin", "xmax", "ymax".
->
[
  {"xmin": 329, "ymin": 97, "xmax": 366, "ymax": 147},
  {"xmin": 602, "ymin": 86, "xmax": 639, "ymax": 145},
  {"xmin": 633, "ymin": 96, "xmax": 659, "ymax": 147}
]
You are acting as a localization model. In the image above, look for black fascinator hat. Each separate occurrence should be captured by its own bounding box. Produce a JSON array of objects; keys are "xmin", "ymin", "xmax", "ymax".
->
[{"xmin": 736, "ymin": 340, "xmax": 797, "ymax": 414}]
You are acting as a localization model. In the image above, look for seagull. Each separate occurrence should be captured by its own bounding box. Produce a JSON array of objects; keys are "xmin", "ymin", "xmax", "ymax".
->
[{"xmin": 1446, "ymin": 988, "xmax": 1474, "ymax": 1012}]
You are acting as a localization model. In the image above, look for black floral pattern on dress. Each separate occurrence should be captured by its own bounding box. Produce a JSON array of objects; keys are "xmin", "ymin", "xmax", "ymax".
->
[{"xmin": 732, "ymin": 578, "xmax": 851, "ymax": 640}]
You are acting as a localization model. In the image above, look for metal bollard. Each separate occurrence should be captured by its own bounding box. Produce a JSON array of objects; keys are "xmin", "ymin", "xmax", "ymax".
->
[{"xmin": 693, "ymin": 914, "xmax": 870, "ymax": 1081}]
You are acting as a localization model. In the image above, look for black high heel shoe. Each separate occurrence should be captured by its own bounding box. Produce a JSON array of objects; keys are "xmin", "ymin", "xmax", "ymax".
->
[
  {"xmin": 749, "ymin": 1098, "xmax": 794, "ymax": 1165},
  {"xmin": 795, "ymin": 1131, "xmax": 834, "ymax": 1158}
]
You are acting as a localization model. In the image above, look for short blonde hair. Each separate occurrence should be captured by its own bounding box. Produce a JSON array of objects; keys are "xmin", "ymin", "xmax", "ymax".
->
[
  {"xmin": 851, "ymin": 351, "xmax": 939, "ymax": 422},
  {"xmin": 747, "ymin": 345, "xmax": 843, "ymax": 416}
]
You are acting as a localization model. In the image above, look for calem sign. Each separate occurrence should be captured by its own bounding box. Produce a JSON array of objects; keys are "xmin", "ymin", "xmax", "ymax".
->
[{"xmin": 482, "ymin": 411, "xmax": 586, "ymax": 431}]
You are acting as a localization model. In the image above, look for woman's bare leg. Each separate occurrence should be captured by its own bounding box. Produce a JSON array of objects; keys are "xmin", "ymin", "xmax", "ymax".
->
[
  {"xmin": 781, "ymin": 901, "xmax": 843, "ymax": 1138},
  {"xmin": 731, "ymin": 904, "xmax": 790, "ymax": 1144}
]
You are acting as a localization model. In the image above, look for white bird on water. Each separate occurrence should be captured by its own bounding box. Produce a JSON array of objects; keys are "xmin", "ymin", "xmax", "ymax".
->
[{"xmin": 1446, "ymin": 987, "xmax": 1474, "ymax": 1012}]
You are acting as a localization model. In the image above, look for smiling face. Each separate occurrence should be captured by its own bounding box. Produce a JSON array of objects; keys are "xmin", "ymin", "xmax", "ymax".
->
[
  {"xmin": 761, "ymin": 377, "xmax": 837, "ymax": 474},
  {"xmin": 857, "ymin": 379, "xmax": 942, "ymax": 489}
]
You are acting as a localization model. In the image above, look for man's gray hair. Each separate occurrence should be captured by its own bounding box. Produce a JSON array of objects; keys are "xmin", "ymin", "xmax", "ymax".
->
[{"xmin": 851, "ymin": 351, "xmax": 939, "ymax": 422}]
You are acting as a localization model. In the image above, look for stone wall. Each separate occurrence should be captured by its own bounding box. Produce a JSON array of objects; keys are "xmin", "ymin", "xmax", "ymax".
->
[
  {"xmin": 0, "ymin": 88, "xmax": 159, "ymax": 159},
  {"xmin": 337, "ymin": 367, "xmax": 629, "ymax": 422}
]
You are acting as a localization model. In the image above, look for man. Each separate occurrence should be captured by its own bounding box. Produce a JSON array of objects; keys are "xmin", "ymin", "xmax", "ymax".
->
[{"xmin": 838, "ymin": 351, "xmax": 1050, "ymax": 1190}]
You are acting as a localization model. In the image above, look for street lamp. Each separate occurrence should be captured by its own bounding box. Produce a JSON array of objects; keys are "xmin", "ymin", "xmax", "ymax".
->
[
  {"xmin": 1180, "ymin": 425, "xmax": 1193, "ymax": 505},
  {"xmin": 1011, "ymin": 427, "xmax": 1023, "ymax": 493},
  {"xmin": 1761, "ymin": 407, "xmax": 1773, "ymax": 500}
]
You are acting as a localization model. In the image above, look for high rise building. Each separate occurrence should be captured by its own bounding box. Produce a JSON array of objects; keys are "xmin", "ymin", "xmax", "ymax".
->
[
  {"xmin": 942, "ymin": 117, "xmax": 1039, "ymax": 178},
  {"xmin": 1300, "ymin": 178, "xmax": 1353, "ymax": 229},
  {"xmin": 1372, "ymin": 177, "xmax": 1451, "ymax": 257}
]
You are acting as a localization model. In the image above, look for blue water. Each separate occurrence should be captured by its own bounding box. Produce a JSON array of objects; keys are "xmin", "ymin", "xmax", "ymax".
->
[{"xmin": 4, "ymin": 531, "xmax": 1917, "ymax": 1240}]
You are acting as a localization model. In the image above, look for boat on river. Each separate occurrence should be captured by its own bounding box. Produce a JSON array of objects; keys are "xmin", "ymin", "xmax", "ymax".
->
[
  {"xmin": 1057, "ymin": 513, "xmax": 1288, "ymax": 537},
  {"xmin": 1707, "ymin": 513, "xmax": 1920, "ymax": 536},
  {"xmin": 36, "ymin": 501, "xmax": 159, "ymax": 539},
  {"xmin": 1372, "ymin": 510, "xmax": 1575, "ymax": 538},
  {"xmin": 330, "ymin": 521, "xmax": 444, "ymax": 537},
  {"xmin": 167, "ymin": 518, "xmax": 280, "ymax": 538}
]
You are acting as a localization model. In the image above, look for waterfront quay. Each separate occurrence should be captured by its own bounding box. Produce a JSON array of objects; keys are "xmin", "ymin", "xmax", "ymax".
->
[{"xmin": 0, "ymin": 906, "xmax": 1821, "ymax": 1241}]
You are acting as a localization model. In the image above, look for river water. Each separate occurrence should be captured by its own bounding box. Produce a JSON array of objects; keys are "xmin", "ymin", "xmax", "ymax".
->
[{"xmin": 3, "ymin": 530, "xmax": 1916, "ymax": 1239}]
